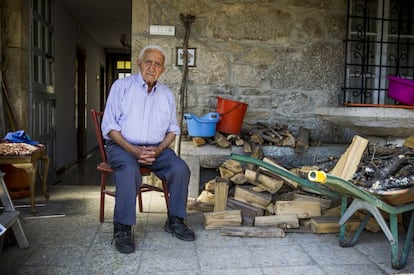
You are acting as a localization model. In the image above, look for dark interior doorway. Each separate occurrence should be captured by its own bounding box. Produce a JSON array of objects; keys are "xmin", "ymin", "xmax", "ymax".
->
[{"xmin": 76, "ymin": 46, "xmax": 87, "ymax": 160}]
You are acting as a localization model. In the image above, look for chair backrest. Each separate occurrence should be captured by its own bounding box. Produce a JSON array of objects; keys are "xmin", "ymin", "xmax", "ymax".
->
[{"xmin": 91, "ymin": 109, "xmax": 108, "ymax": 163}]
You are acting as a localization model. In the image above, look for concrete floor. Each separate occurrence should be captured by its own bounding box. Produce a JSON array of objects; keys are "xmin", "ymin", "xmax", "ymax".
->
[{"xmin": 1, "ymin": 151, "xmax": 414, "ymax": 274}]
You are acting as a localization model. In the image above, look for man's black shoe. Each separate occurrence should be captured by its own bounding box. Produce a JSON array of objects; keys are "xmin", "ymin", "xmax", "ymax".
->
[
  {"xmin": 164, "ymin": 216, "xmax": 195, "ymax": 241},
  {"xmin": 113, "ymin": 223, "xmax": 135, "ymax": 254}
]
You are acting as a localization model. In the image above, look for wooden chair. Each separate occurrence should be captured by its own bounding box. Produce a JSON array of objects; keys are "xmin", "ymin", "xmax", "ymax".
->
[{"xmin": 90, "ymin": 109, "xmax": 169, "ymax": 222}]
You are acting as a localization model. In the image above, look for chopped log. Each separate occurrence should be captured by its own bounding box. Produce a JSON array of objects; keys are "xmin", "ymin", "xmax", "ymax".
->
[
  {"xmin": 251, "ymin": 146, "xmax": 264, "ymax": 160},
  {"xmin": 403, "ymin": 136, "xmax": 414, "ymax": 149},
  {"xmin": 251, "ymin": 186, "xmax": 267, "ymax": 193},
  {"xmin": 227, "ymin": 135, "xmax": 245, "ymax": 146},
  {"xmin": 233, "ymin": 186, "xmax": 272, "ymax": 210},
  {"xmin": 227, "ymin": 198, "xmax": 264, "ymax": 225},
  {"xmin": 263, "ymin": 158, "xmax": 299, "ymax": 189},
  {"xmin": 244, "ymin": 169, "xmax": 284, "ymax": 194},
  {"xmin": 243, "ymin": 142, "xmax": 252, "ymax": 153},
  {"xmin": 219, "ymin": 166, "xmax": 235, "ymax": 179},
  {"xmin": 295, "ymin": 126, "xmax": 310, "ymax": 154},
  {"xmin": 275, "ymin": 200, "xmax": 321, "ymax": 218},
  {"xmin": 366, "ymin": 154, "xmax": 406, "ymax": 187},
  {"xmin": 293, "ymin": 193, "xmax": 332, "ymax": 210},
  {"xmin": 221, "ymin": 226, "xmax": 285, "ymax": 238},
  {"xmin": 214, "ymin": 181, "xmax": 229, "ymax": 212},
  {"xmin": 187, "ymin": 198, "xmax": 214, "ymax": 212},
  {"xmin": 214, "ymin": 132, "xmax": 231, "ymax": 148},
  {"xmin": 250, "ymin": 133, "xmax": 264, "ymax": 145},
  {"xmin": 235, "ymin": 137, "xmax": 244, "ymax": 146},
  {"xmin": 330, "ymin": 135, "xmax": 369, "ymax": 181},
  {"xmin": 310, "ymin": 216, "xmax": 360, "ymax": 234},
  {"xmin": 221, "ymin": 159, "xmax": 243, "ymax": 174},
  {"xmin": 230, "ymin": 173, "xmax": 247, "ymax": 184},
  {"xmin": 282, "ymin": 133, "xmax": 296, "ymax": 147},
  {"xmin": 204, "ymin": 210, "xmax": 242, "ymax": 229},
  {"xmin": 192, "ymin": 137, "xmax": 206, "ymax": 146},
  {"xmin": 196, "ymin": 190, "xmax": 215, "ymax": 204},
  {"xmin": 254, "ymin": 214, "xmax": 299, "ymax": 229},
  {"xmin": 204, "ymin": 178, "xmax": 216, "ymax": 192}
]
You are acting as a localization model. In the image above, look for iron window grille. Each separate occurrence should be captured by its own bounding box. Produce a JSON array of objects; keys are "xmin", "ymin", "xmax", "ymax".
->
[{"xmin": 343, "ymin": 0, "xmax": 414, "ymax": 106}]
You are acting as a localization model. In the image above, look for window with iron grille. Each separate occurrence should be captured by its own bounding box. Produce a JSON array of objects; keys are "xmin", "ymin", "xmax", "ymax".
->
[{"xmin": 343, "ymin": 0, "xmax": 414, "ymax": 106}]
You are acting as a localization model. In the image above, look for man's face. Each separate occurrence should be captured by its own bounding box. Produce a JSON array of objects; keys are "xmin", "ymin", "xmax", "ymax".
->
[{"xmin": 138, "ymin": 49, "xmax": 165, "ymax": 86}]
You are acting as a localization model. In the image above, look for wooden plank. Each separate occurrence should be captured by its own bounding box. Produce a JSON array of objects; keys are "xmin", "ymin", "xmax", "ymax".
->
[
  {"xmin": 254, "ymin": 214, "xmax": 299, "ymax": 229},
  {"xmin": 221, "ymin": 226, "xmax": 285, "ymax": 238},
  {"xmin": 330, "ymin": 135, "xmax": 369, "ymax": 180},
  {"xmin": 204, "ymin": 210, "xmax": 242, "ymax": 230},
  {"xmin": 214, "ymin": 181, "xmax": 229, "ymax": 212},
  {"xmin": 275, "ymin": 200, "xmax": 321, "ymax": 218}
]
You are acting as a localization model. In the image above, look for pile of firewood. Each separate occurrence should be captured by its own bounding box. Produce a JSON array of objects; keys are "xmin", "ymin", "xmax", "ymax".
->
[
  {"xmin": 189, "ymin": 123, "xmax": 311, "ymax": 154},
  {"xmin": 188, "ymin": 135, "xmax": 414, "ymax": 238},
  {"xmin": 352, "ymin": 143, "xmax": 414, "ymax": 191},
  {"xmin": 188, "ymin": 153, "xmax": 354, "ymax": 237}
]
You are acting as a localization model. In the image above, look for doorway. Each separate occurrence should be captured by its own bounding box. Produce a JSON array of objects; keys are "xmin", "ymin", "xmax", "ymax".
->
[{"xmin": 76, "ymin": 46, "xmax": 86, "ymax": 160}]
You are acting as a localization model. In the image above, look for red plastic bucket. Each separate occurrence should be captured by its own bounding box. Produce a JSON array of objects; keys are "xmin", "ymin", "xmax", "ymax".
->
[{"xmin": 215, "ymin": 97, "xmax": 248, "ymax": 134}]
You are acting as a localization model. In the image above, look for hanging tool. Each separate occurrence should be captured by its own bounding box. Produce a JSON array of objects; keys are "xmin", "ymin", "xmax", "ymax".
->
[{"xmin": 175, "ymin": 13, "xmax": 195, "ymax": 156}]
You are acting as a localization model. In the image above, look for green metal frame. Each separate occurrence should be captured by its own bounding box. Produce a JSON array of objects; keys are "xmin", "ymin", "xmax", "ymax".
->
[{"xmin": 231, "ymin": 153, "xmax": 414, "ymax": 270}]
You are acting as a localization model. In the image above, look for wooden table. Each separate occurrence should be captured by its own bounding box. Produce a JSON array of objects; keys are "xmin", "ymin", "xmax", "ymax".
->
[{"xmin": 0, "ymin": 143, "xmax": 49, "ymax": 214}]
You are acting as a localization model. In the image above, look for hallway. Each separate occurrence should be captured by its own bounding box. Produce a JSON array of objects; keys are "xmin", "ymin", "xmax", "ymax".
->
[{"xmin": 0, "ymin": 151, "xmax": 414, "ymax": 274}]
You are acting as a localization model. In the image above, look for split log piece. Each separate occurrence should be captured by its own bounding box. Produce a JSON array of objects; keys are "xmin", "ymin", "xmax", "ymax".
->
[
  {"xmin": 203, "ymin": 210, "xmax": 242, "ymax": 229},
  {"xmin": 192, "ymin": 137, "xmax": 206, "ymax": 146},
  {"xmin": 227, "ymin": 198, "xmax": 264, "ymax": 226},
  {"xmin": 245, "ymin": 168, "xmax": 284, "ymax": 194},
  {"xmin": 233, "ymin": 186, "xmax": 273, "ymax": 210},
  {"xmin": 214, "ymin": 181, "xmax": 229, "ymax": 212},
  {"xmin": 310, "ymin": 216, "xmax": 360, "ymax": 234},
  {"xmin": 330, "ymin": 135, "xmax": 369, "ymax": 181},
  {"xmin": 254, "ymin": 214, "xmax": 299, "ymax": 229},
  {"xmin": 274, "ymin": 200, "xmax": 321, "ymax": 218},
  {"xmin": 221, "ymin": 226, "xmax": 285, "ymax": 238}
]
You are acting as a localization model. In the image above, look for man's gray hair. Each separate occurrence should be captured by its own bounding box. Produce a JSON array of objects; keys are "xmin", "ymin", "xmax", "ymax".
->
[{"xmin": 138, "ymin": 45, "xmax": 166, "ymax": 64}]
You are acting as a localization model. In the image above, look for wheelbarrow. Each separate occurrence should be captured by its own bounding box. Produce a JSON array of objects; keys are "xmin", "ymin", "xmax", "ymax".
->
[
  {"xmin": 231, "ymin": 153, "xmax": 414, "ymax": 270},
  {"xmin": 307, "ymin": 170, "xmax": 414, "ymax": 270}
]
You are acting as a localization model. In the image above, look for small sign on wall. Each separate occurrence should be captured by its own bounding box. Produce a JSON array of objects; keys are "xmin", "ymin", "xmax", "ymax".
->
[{"xmin": 176, "ymin": 48, "xmax": 196, "ymax": 67}]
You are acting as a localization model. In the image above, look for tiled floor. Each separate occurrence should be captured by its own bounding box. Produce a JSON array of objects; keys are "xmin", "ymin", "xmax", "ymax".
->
[{"xmin": 1, "ymin": 150, "xmax": 414, "ymax": 274}]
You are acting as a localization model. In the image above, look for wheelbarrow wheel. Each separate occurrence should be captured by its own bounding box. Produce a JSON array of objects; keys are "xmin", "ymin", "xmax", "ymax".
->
[{"xmin": 402, "ymin": 210, "xmax": 413, "ymax": 236}]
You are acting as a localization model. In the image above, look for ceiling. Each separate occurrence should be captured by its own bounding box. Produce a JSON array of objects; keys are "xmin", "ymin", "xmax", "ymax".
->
[{"xmin": 58, "ymin": 0, "xmax": 132, "ymax": 52}]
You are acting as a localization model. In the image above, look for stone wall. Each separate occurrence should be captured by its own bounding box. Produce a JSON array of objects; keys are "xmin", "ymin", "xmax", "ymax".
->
[
  {"xmin": 0, "ymin": 0, "xmax": 30, "ymax": 133},
  {"xmin": 132, "ymin": 0, "xmax": 352, "ymax": 144}
]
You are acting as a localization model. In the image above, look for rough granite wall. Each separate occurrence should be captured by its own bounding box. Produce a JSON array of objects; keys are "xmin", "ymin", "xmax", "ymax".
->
[{"xmin": 132, "ymin": 0, "xmax": 352, "ymax": 144}]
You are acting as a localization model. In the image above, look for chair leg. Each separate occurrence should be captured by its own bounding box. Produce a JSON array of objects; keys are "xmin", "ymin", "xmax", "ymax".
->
[
  {"xmin": 100, "ymin": 174, "xmax": 106, "ymax": 223},
  {"xmin": 162, "ymin": 180, "xmax": 169, "ymax": 212},
  {"xmin": 138, "ymin": 192, "xmax": 143, "ymax": 212}
]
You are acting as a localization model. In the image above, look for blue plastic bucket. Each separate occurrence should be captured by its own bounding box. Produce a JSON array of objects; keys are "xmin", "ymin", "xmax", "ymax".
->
[{"xmin": 184, "ymin": 112, "xmax": 220, "ymax": 137}]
